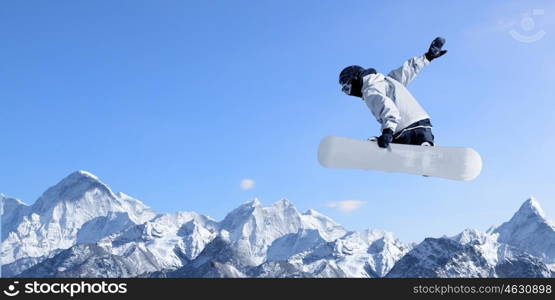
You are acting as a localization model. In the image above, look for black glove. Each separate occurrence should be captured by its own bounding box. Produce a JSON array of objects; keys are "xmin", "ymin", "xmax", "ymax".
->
[
  {"xmin": 377, "ymin": 128, "xmax": 394, "ymax": 148},
  {"xmin": 425, "ymin": 37, "xmax": 447, "ymax": 61}
]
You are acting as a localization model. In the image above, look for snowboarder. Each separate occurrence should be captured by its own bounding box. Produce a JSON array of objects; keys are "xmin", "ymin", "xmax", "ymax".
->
[{"xmin": 338, "ymin": 37, "xmax": 448, "ymax": 148}]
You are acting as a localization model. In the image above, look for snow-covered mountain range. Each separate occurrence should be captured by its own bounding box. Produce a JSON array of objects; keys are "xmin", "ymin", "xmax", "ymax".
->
[{"xmin": 2, "ymin": 171, "xmax": 554, "ymax": 277}]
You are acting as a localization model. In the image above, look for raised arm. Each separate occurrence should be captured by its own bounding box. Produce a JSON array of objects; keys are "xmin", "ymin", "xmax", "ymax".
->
[
  {"xmin": 387, "ymin": 37, "xmax": 447, "ymax": 86},
  {"xmin": 387, "ymin": 55, "xmax": 429, "ymax": 86}
]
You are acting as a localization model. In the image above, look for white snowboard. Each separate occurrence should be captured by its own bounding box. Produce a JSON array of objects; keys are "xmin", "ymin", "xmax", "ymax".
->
[{"xmin": 318, "ymin": 136, "xmax": 482, "ymax": 181}]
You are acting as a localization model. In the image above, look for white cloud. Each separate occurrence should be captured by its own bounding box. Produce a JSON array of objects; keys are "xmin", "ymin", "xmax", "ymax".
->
[
  {"xmin": 240, "ymin": 179, "xmax": 255, "ymax": 190},
  {"xmin": 327, "ymin": 200, "xmax": 366, "ymax": 213}
]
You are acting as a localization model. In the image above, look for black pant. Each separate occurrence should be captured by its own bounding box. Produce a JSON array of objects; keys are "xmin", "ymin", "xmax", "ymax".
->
[{"xmin": 392, "ymin": 119, "xmax": 435, "ymax": 146}]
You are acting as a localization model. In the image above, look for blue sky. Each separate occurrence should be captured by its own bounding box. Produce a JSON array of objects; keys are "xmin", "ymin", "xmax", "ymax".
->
[{"xmin": 2, "ymin": 0, "xmax": 554, "ymax": 242}]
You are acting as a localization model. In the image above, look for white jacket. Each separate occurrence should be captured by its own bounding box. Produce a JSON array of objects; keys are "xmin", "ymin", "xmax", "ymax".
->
[{"xmin": 362, "ymin": 55, "xmax": 431, "ymax": 134}]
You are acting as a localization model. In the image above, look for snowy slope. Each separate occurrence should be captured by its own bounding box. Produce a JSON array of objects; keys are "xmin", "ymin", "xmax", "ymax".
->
[
  {"xmin": 166, "ymin": 226, "xmax": 409, "ymax": 278},
  {"xmin": 281, "ymin": 229, "xmax": 411, "ymax": 278},
  {"xmin": 455, "ymin": 229, "xmax": 552, "ymax": 277},
  {"xmin": 98, "ymin": 211, "xmax": 218, "ymax": 272},
  {"xmin": 1, "ymin": 194, "xmax": 31, "ymax": 241},
  {"xmin": 266, "ymin": 229, "xmax": 328, "ymax": 262},
  {"xmin": 386, "ymin": 228, "xmax": 551, "ymax": 278},
  {"xmin": 146, "ymin": 201, "xmax": 349, "ymax": 278},
  {"xmin": 1, "ymin": 171, "xmax": 156, "ymax": 265},
  {"xmin": 491, "ymin": 197, "xmax": 555, "ymax": 265},
  {"xmin": 3, "ymin": 171, "xmax": 555, "ymax": 278},
  {"xmin": 386, "ymin": 237, "xmax": 491, "ymax": 278},
  {"xmin": 17, "ymin": 211, "xmax": 220, "ymax": 278},
  {"xmin": 18, "ymin": 244, "xmax": 146, "ymax": 278},
  {"xmin": 161, "ymin": 235, "xmax": 249, "ymax": 278},
  {"xmin": 218, "ymin": 198, "xmax": 346, "ymax": 266}
]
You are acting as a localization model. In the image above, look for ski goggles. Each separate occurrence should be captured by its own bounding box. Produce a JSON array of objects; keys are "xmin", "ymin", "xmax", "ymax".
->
[{"xmin": 341, "ymin": 82, "xmax": 352, "ymax": 95}]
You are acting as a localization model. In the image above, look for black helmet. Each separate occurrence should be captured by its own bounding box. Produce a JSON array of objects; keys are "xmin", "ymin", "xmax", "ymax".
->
[
  {"xmin": 339, "ymin": 65, "xmax": 365, "ymax": 85},
  {"xmin": 339, "ymin": 66, "xmax": 376, "ymax": 97}
]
